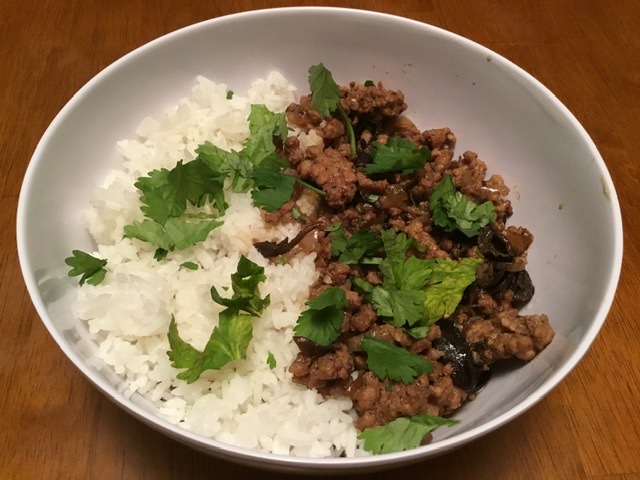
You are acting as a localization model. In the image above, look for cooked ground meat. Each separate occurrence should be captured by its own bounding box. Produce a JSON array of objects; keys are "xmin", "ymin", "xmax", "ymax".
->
[
  {"xmin": 254, "ymin": 76, "xmax": 554, "ymax": 435},
  {"xmin": 298, "ymin": 147, "xmax": 358, "ymax": 208}
]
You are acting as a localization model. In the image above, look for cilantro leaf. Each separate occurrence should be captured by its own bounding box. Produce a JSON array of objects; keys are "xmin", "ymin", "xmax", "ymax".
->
[
  {"xmin": 247, "ymin": 104, "xmax": 289, "ymax": 140},
  {"xmin": 250, "ymin": 167, "xmax": 296, "ymax": 212},
  {"xmin": 65, "ymin": 250, "xmax": 108, "ymax": 286},
  {"xmin": 352, "ymin": 277, "xmax": 375, "ymax": 297},
  {"xmin": 358, "ymin": 414, "xmax": 459, "ymax": 454},
  {"xmin": 308, "ymin": 63, "xmax": 342, "ymax": 116},
  {"xmin": 361, "ymin": 337, "xmax": 433, "ymax": 383},
  {"xmin": 242, "ymin": 105, "xmax": 289, "ymax": 168},
  {"xmin": 373, "ymin": 229, "xmax": 481, "ymax": 331},
  {"xmin": 371, "ymin": 287, "xmax": 425, "ymax": 327},
  {"xmin": 135, "ymin": 159, "xmax": 227, "ymax": 224},
  {"xmin": 168, "ymin": 309, "xmax": 254, "ymax": 384},
  {"xmin": 266, "ymin": 351, "xmax": 277, "ymax": 369},
  {"xmin": 364, "ymin": 80, "xmax": 375, "ymax": 87},
  {"xmin": 168, "ymin": 256, "xmax": 269, "ymax": 383},
  {"xmin": 294, "ymin": 287, "xmax": 348, "ymax": 346},
  {"xmin": 180, "ymin": 261, "xmax": 199, "ymax": 270},
  {"xmin": 429, "ymin": 174, "xmax": 497, "ymax": 237},
  {"xmin": 308, "ymin": 63, "xmax": 356, "ymax": 155},
  {"xmin": 422, "ymin": 257, "xmax": 482, "ymax": 325},
  {"xmin": 167, "ymin": 315, "xmax": 201, "ymax": 368},
  {"xmin": 195, "ymin": 105, "xmax": 288, "ymax": 194},
  {"xmin": 364, "ymin": 137, "xmax": 431, "ymax": 175},
  {"xmin": 329, "ymin": 225, "xmax": 383, "ymax": 264},
  {"xmin": 195, "ymin": 141, "xmax": 249, "ymax": 191},
  {"xmin": 123, "ymin": 218, "xmax": 222, "ymax": 253},
  {"xmin": 210, "ymin": 255, "xmax": 271, "ymax": 316},
  {"xmin": 378, "ymin": 229, "xmax": 422, "ymax": 290}
]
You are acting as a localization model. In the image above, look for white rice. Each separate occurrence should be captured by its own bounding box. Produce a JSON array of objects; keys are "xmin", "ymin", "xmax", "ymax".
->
[{"xmin": 73, "ymin": 72, "xmax": 365, "ymax": 457}]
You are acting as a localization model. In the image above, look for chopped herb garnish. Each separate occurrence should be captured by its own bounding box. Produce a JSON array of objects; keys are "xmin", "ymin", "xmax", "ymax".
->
[
  {"xmin": 209, "ymin": 255, "xmax": 271, "ymax": 316},
  {"xmin": 180, "ymin": 261, "xmax": 199, "ymax": 270},
  {"xmin": 293, "ymin": 287, "xmax": 348, "ymax": 346},
  {"xmin": 226, "ymin": 90, "xmax": 234, "ymax": 99},
  {"xmin": 329, "ymin": 224, "xmax": 383, "ymax": 264},
  {"xmin": 134, "ymin": 159, "xmax": 227, "ymax": 224},
  {"xmin": 358, "ymin": 414, "xmax": 459, "ymax": 454},
  {"xmin": 266, "ymin": 351, "xmax": 277, "ymax": 369},
  {"xmin": 195, "ymin": 105, "xmax": 289, "ymax": 195},
  {"xmin": 168, "ymin": 310, "xmax": 254, "ymax": 383},
  {"xmin": 167, "ymin": 256, "xmax": 269, "ymax": 383},
  {"xmin": 429, "ymin": 174, "xmax": 497, "ymax": 237},
  {"xmin": 369, "ymin": 229, "xmax": 482, "ymax": 333},
  {"xmin": 123, "ymin": 218, "xmax": 222, "ymax": 256},
  {"xmin": 364, "ymin": 137, "xmax": 431, "ymax": 175},
  {"xmin": 250, "ymin": 168, "xmax": 296, "ymax": 213},
  {"xmin": 291, "ymin": 206, "xmax": 306, "ymax": 221},
  {"xmin": 421, "ymin": 257, "xmax": 482, "ymax": 325},
  {"xmin": 308, "ymin": 63, "xmax": 356, "ymax": 156},
  {"xmin": 364, "ymin": 80, "xmax": 375, "ymax": 87},
  {"xmin": 65, "ymin": 250, "xmax": 108, "ymax": 286},
  {"xmin": 361, "ymin": 337, "xmax": 433, "ymax": 384}
]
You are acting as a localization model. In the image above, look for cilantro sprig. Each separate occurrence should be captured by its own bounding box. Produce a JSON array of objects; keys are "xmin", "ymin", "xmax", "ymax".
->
[
  {"xmin": 429, "ymin": 174, "xmax": 497, "ymax": 237},
  {"xmin": 308, "ymin": 63, "xmax": 356, "ymax": 156},
  {"xmin": 363, "ymin": 229, "xmax": 481, "ymax": 336},
  {"xmin": 167, "ymin": 256, "xmax": 270, "ymax": 383},
  {"xmin": 209, "ymin": 255, "xmax": 271, "ymax": 316},
  {"xmin": 134, "ymin": 159, "xmax": 227, "ymax": 224},
  {"xmin": 293, "ymin": 287, "xmax": 349, "ymax": 346},
  {"xmin": 358, "ymin": 414, "xmax": 459, "ymax": 454},
  {"xmin": 361, "ymin": 337, "xmax": 433, "ymax": 384},
  {"xmin": 364, "ymin": 137, "xmax": 431, "ymax": 175},
  {"xmin": 124, "ymin": 218, "xmax": 222, "ymax": 260},
  {"xmin": 328, "ymin": 223, "xmax": 383, "ymax": 264},
  {"xmin": 196, "ymin": 104, "xmax": 289, "ymax": 195},
  {"xmin": 65, "ymin": 250, "xmax": 108, "ymax": 286}
]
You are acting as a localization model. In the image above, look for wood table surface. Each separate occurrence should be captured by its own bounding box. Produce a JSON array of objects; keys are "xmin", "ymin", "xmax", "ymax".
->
[{"xmin": 2, "ymin": 1, "xmax": 639, "ymax": 478}]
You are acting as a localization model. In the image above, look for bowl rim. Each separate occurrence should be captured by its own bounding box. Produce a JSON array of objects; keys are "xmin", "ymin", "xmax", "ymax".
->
[{"xmin": 16, "ymin": 5, "xmax": 624, "ymax": 471}]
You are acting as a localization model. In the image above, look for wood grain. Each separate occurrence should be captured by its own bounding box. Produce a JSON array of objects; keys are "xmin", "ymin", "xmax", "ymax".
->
[{"xmin": 1, "ymin": 1, "xmax": 639, "ymax": 478}]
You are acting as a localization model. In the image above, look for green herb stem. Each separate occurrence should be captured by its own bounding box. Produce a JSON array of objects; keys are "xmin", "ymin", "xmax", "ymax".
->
[
  {"xmin": 337, "ymin": 105, "xmax": 357, "ymax": 157},
  {"xmin": 294, "ymin": 178, "xmax": 327, "ymax": 196}
]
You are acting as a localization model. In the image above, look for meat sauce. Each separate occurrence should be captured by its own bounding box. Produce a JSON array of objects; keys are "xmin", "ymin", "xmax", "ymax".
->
[{"xmin": 255, "ymin": 79, "xmax": 554, "ymax": 434}]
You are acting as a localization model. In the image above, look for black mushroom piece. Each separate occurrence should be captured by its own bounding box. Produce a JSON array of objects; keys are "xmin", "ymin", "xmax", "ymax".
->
[
  {"xmin": 254, "ymin": 222, "xmax": 322, "ymax": 258},
  {"xmin": 476, "ymin": 225, "xmax": 535, "ymax": 308},
  {"xmin": 293, "ymin": 336, "xmax": 334, "ymax": 357},
  {"xmin": 432, "ymin": 320, "xmax": 490, "ymax": 394}
]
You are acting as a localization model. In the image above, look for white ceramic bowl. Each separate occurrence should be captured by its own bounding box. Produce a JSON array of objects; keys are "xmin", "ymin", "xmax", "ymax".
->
[{"xmin": 17, "ymin": 7, "xmax": 623, "ymax": 474}]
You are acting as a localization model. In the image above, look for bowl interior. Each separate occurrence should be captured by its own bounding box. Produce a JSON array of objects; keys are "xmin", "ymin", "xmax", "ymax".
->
[{"xmin": 17, "ymin": 7, "xmax": 622, "ymax": 472}]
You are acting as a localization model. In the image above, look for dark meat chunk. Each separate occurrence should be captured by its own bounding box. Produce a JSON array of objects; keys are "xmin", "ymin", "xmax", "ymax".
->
[
  {"xmin": 356, "ymin": 171, "xmax": 389, "ymax": 196},
  {"xmin": 410, "ymin": 147, "xmax": 454, "ymax": 200},
  {"xmin": 350, "ymin": 364, "xmax": 467, "ymax": 430},
  {"xmin": 420, "ymin": 127, "xmax": 457, "ymax": 150},
  {"xmin": 342, "ymin": 82, "xmax": 407, "ymax": 117},
  {"xmin": 298, "ymin": 147, "xmax": 358, "ymax": 209},
  {"xmin": 283, "ymin": 136, "xmax": 305, "ymax": 166},
  {"xmin": 286, "ymin": 95, "xmax": 323, "ymax": 130},
  {"xmin": 368, "ymin": 324, "xmax": 413, "ymax": 348},
  {"xmin": 322, "ymin": 262, "xmax": 352, "ymax": 286},
  {"xmin": 290, "ymin": 344, "xmax": 354, "ymax": 391},
  {"xmin": 321, "ymin": 118, "xmax": 346, "ymax": 140},
  {"xmin": 402, "ymin": 219, "xmax": 449, "ymax": 258},
  {"xmin": 462, "ymin": 292, "xmax": 555, "ymax": 363},
  {"xmin": 350, "ymin": 303, "xmax": 377, "ymax": 332}
]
